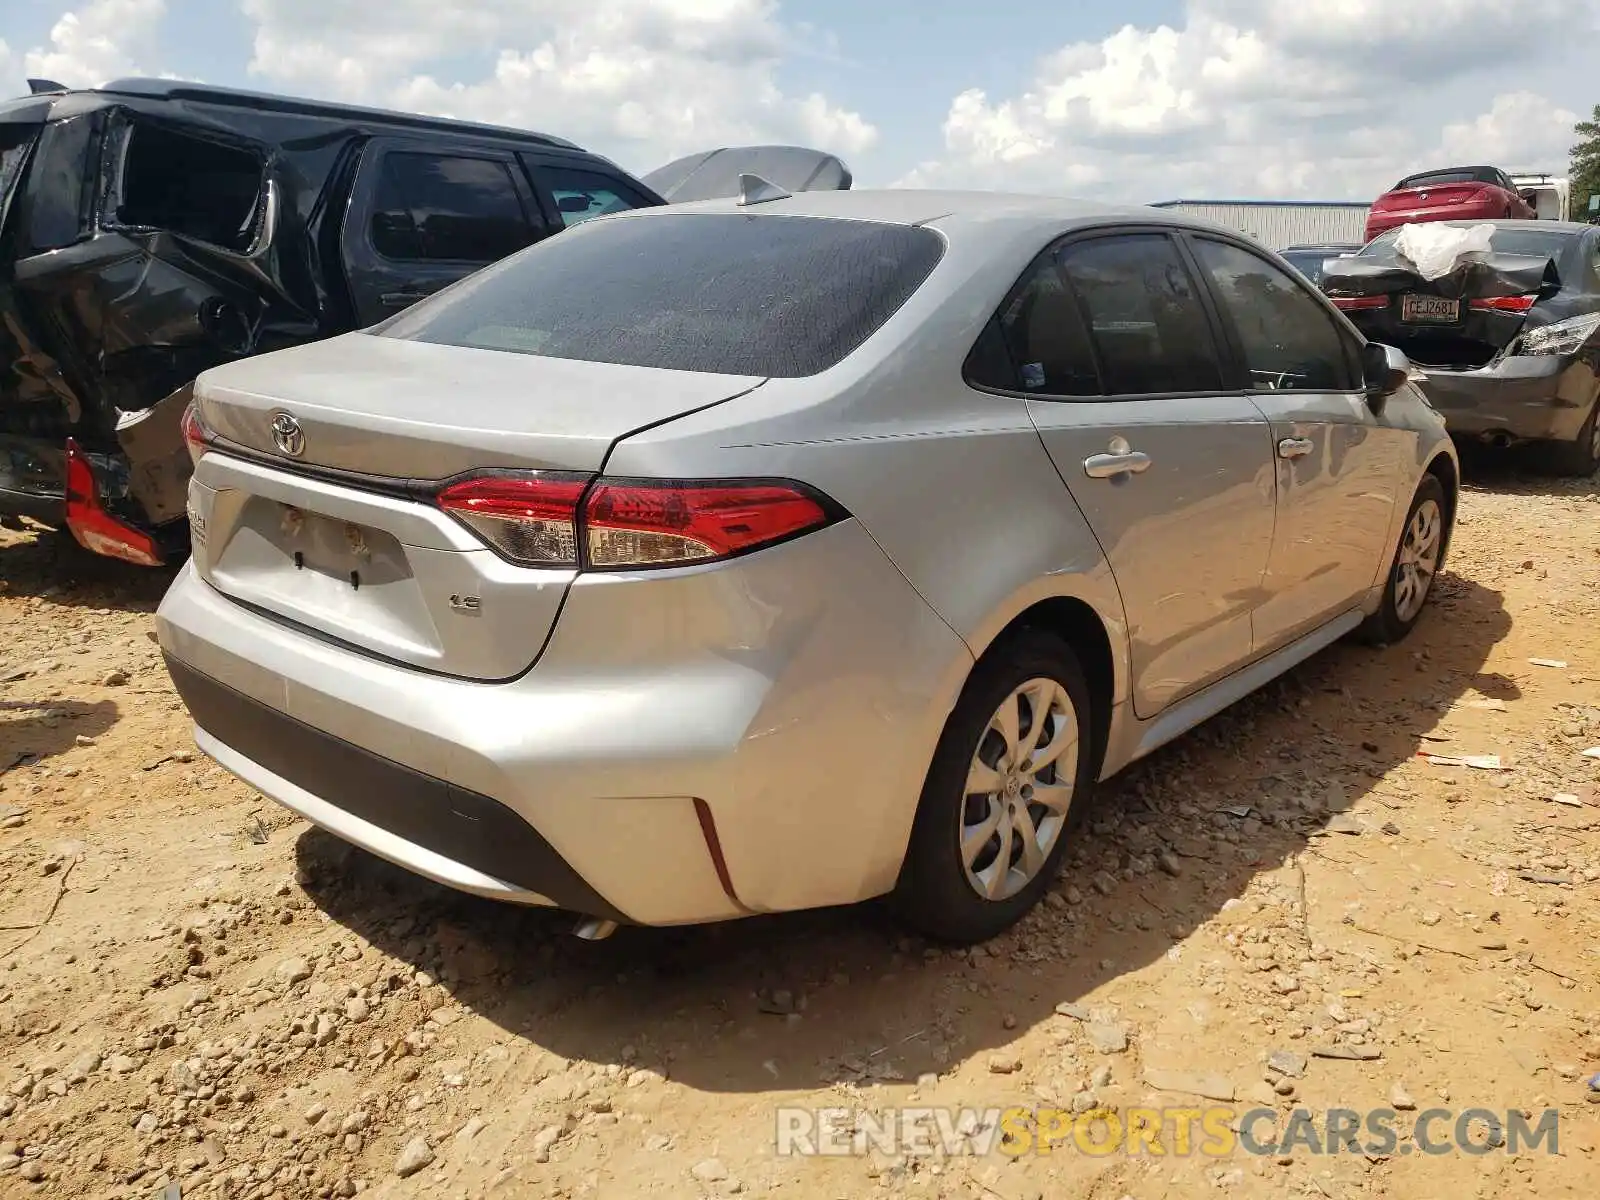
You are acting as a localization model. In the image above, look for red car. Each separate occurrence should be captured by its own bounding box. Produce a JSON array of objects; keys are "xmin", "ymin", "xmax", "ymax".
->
[{"xmin": 1365, "ymin": 165, "xmax": 1535, "ymax": 242}]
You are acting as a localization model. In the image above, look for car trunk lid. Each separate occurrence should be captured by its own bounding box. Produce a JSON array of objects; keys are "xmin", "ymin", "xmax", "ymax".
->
[
  {"xmin": 1371, "ymin": 182, "xmax": 1491, "ymax": 217},
  {"xmin": 1322, "ymin": 250, "xmax": 1559, "ymax": 369},
  {"xmin": 190, "ymin": 334, "xmax": 764, "ymax": 680}
]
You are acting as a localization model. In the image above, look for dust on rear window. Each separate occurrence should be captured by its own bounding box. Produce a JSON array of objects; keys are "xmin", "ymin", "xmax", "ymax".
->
[{"xmin": 376, "ymin": 212, "xmax": 945, "ymax": 378}]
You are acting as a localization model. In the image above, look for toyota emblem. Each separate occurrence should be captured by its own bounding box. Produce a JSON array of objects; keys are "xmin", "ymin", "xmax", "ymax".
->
[{"xmin": 270, "ymin": 411, "xmax": 305, "ymax": 458}]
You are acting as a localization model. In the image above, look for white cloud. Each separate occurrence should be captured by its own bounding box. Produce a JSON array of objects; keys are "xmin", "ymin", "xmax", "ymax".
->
[
  {"xmin": 19, "ymin": 0, "xmax": 167, "ymax": 89},
  {"xmin": 899, "ymin": 0, "xmax": 1599, "ymax": 201},
  {"xmin": 1433, "ymin": 91, "xmax": 1580, "ymax": 173},
  {"xmin": 0, "ymin": 40, "xmax": 20, "ymax": 102},
  {"xmin": 239, "ymin": 0, "xmax": 877, "ymax": 174}
]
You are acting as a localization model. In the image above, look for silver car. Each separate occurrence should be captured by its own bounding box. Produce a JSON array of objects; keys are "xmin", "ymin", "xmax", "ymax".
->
[{"xmin": 156, "ymin": 189, "xmax": 1457, "ymax": 944}]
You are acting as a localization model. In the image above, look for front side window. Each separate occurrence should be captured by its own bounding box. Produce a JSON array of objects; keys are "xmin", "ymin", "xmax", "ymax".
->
[
  {"xmin": 1191, "ymin": 238, "xmax": 1355, "ymax": 392},
  {"xmin": 369, "ymin": 153, "xmax": 536, "ymax": 263},
  {"xmin": 537, "ymin": 166, "xmax": 653, "ymax": 228},
  {"xmin": 1056, "ymin": 234, "xmax": 1223, "ymax": 395}
]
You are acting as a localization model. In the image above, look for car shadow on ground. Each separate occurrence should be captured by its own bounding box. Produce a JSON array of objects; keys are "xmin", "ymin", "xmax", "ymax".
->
[
  {"xmin": 1455, "ymin": 441, "xmax": 1600, "ymax": 497},
  {"xmin": 0, "ymin": 698, "xmax": 122, "ymax": 775},
  {"xmin": 294, "ymin": 566, "xmax": 1513, "ymax": 1097},
  {"xmin": 0, "ymin": 526, "xmax": 179, "ymax": 614}
]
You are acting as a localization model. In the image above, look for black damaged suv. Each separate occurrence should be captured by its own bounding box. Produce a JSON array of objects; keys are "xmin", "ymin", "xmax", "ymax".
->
[{"xmin": 0, "ymin": 79, "xmax": 676, "ymax": 564}]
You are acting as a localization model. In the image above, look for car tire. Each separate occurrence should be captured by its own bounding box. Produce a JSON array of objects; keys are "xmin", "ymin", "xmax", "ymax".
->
[
  {"xmin": 1358, "ymin": 474, "xmax": 1448, "ymax": 646},
  {"xmin": 1531, "ymin": 401, "xmax": 1600, "ymax": 478},
  {"xmin": 891, "ymin": 630, "xmax": 1095, "ymax": 945}
]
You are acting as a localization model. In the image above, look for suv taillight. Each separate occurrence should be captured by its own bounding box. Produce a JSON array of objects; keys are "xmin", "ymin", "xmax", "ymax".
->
[
  {"xmin": 435, "ymin": 474, "xmax": 841, "ymax": 570},
  {"xmin": 181, "ymin": 402, "xmax": 209, "ymax": 465}
]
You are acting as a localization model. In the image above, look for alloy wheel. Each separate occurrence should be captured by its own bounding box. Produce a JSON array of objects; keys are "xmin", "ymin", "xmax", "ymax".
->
[
  {"xmin": 960, "ymin": 678, "xmax": 1079, "ymax": 901},
  {"xmin": 1393, "ymin": 498, "xmax": 1443, "ymax": 623}
]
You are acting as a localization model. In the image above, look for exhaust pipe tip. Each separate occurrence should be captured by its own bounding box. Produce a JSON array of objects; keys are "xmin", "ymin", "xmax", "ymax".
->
[
  {"xmin": 572, "ymin": 917, "xmax": 618, "ymax": 941},
  {"xmin": 1479, "ymin": 431, "xmax": 1514, "ymax": 449}
]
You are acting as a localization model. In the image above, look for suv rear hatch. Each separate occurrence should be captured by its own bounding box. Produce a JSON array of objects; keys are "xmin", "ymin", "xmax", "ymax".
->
[{"xmin": 1322, "ymin": 248, "xmax": 1559, "ymax": 369}]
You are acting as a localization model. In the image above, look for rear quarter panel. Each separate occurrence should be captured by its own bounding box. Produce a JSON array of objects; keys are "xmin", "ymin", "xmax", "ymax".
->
[{"xmin": 602, "ymin": 234, "xmax": 1133, "ymax": 882}]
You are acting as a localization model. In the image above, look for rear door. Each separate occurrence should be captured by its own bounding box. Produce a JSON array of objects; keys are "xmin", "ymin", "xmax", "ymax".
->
[
  {"xmin": 342, "ymin": 139, "xmax": 549, "ymax": 326},
  {"xmin": 1186, "ymin": 235, "xmax": 1406, "ymax": 652},
  {"xmin": 1005, "ymin": 229, "xmax": 1277, "ymax": 719}
]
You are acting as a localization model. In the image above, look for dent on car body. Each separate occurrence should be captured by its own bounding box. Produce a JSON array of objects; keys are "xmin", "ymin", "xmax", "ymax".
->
[
  {"xmin": 0, "ymin": 96, "xmax": 337, "ymax": 538},
  {"xmin": 1321, "ymin": 248, "xmax": 1560, "ymax": 302}
]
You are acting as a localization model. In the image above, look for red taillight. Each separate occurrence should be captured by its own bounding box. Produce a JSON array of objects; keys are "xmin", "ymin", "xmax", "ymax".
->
[
  {"xmin": 1469, "ymin": 295, "xmax": 1537, "ymax": 312},
  {"xmin": 436, "ymin": 473, "xmax": 588, "ymax": 567},
  {"xmin": 584, "ymin": 480, "xmax": 831, "ymax": 568},
  {"xmin": 181, "ymin": 401, "xmax": 208, "ymax": 465},
  {"xmin": 62, "ymin": 439, "xmax": 164, "ymax": 567},
  {"xmin": 1332, "ymin": 296, "xmax": 1389, "ymax": 311},
  {"xmin": 435, "ymin": 473, "xmax": 839, "ymax": 570}
]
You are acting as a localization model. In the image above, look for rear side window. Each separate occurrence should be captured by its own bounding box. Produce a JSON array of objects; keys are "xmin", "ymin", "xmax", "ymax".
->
[
  {"xmin": 115, "ymin": 121, "xmax": 265, "ymax": 253},
  {"xmin": 536, "ymin": 165, "xmax": 653, "ymax": 227},
  {"xmin": 1057, "ymin": 234, "xmax": 1223, "ymax": 395},
  {"xmin": 16, "ymin": 115, "xmax": 97, "ymax": 255},
  {"xmin": 1191, "ymin": 239, "xmax": 1355, "ymax": 392},
  {"xmin": 0, "ymin": 125, "xmax": 36, "ymax": 237},
  {"xmin": 370, "ymin": 153, "xmax": 536, "ymax": 263},
  {"xmin": 379, "ymin": 212, "xmax": 945, "ymax": 378},
  {"xmin": 969, "ymin": 254, "xmax": 1099, "ymax": 395}
]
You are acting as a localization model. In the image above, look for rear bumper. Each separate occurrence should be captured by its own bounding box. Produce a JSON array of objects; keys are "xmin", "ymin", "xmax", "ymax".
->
[
  {"xmin": 1415, "ymin": 353, "xmax": 1597, "ymax": 442},
  {"xmin": 0, "ymin": 485, "xmax": 63, "ymax": 525},
  {"xmin": 166, "ymin": 655, "xmax": 629, "ymax": 918},
  {"xmin": 156, "ymin": 520, "xmax": 969, "ymax": 924},
  {"xmin": 0, "ymin": 433, "xmax": 185, "ymax": 558}
]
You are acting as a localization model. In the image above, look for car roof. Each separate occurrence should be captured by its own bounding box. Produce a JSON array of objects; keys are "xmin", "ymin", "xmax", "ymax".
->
[
  {"xmin": 40, "ymin": 77, "xmax": 582, "ymax": 150},
  {"xmin": 604, "ymin": 187, "xmax": 1249, "ymax": 244}
]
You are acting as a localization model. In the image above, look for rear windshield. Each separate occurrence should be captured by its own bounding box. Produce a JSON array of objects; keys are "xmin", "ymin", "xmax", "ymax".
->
[
  {"xmin": 378, "ymin": 212, "xmax": 945, "ymax": 377},
  {"xmin": 1362, "ymin": 226, "xmax": 1575, "ymax": 262},
  {"xmin": 1395, "ymin": 167, "xmax": 1498, "ymax": 189},
  {"xmin": 1281, "ymin": 250, "xmax": 1334, "ymax": 285}
]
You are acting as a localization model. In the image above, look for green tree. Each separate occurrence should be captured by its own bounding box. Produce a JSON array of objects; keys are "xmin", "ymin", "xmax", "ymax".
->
[{"xmin": 1573, "ymin": 104, "xmax": 1600, "ymax": 223}]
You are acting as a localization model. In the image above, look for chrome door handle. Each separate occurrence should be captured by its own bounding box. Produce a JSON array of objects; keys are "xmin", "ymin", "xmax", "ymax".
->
[
  {"xmin": 1083, "ymin": 451, "xmax": 1152, "ymax": 479},
  {"xmin": 1277, "ymin": 437, "xmax": 1314, "ymax": 460}
]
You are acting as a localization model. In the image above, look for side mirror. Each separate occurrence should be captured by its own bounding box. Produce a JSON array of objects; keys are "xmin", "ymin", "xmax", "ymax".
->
[{"xmin": 1362, "ymin": 342, "xmax": 1411, "ymax": 412}]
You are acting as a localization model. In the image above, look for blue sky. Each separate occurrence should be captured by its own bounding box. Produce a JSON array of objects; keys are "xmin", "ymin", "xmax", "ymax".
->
[{"xmin": 2, "ymin": 0, "xmax": 1595, "ymax": 201}]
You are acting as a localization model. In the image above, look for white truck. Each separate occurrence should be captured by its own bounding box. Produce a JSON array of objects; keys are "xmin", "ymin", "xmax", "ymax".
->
[{"xmin": 1508, "ymin": 173, "xmax": 1571, "ymax": 221}]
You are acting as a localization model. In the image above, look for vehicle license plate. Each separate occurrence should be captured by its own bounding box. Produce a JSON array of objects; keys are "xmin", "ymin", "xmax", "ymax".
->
[{"xmin": 1400, "ymin": 294, "xmax": 1460, "ymax": 324}]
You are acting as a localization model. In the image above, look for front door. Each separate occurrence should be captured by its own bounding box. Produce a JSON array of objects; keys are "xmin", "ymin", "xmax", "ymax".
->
[
  {"xmin": 341, "ymin": 139, "xmax": 548, "ymax": 327},
  {"xmin": 1184, "ymin": 235, "xmax": 1406, "ymax": 651},
  {"xmin": 1003, "ymin": 230, "xmax": 1278, "ymax": 718}
]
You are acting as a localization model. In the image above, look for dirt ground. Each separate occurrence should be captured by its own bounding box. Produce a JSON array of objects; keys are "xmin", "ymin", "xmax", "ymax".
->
[{"xmin": 2, "ymin": 457, "xmax": 1599, "ymax": 1200}]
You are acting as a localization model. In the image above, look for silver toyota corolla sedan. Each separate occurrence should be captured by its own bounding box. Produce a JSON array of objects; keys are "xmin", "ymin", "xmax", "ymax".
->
[{"xmin": 156, "ymin": 188, "xmax": 1458, "ymax": 944}]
